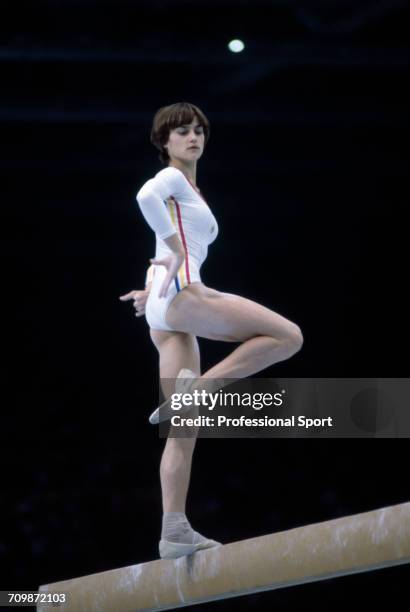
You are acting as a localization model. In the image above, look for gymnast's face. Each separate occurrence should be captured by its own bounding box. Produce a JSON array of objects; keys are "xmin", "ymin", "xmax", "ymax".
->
[{"xmin": 165, "ymin": 118, "xmax": 205, "ymax": 164}]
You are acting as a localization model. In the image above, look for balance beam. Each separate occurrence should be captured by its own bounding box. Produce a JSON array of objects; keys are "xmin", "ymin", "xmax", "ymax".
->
[{"xmin": 38, "ymin": 501, "xmax": 410, "ymax": 611}]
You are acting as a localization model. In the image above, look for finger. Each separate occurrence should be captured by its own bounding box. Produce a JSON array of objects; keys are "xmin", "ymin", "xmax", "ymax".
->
[
  {"xmin": 159, "ymin": 278, "xmax": 171, "ymax": 298},
  {"xmin": 119, "ymin": 291, "xmax": 135, "ymax": 301}
]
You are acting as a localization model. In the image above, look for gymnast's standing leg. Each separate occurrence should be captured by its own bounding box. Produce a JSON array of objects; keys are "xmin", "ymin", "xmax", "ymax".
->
[{"xmin": 149, "ymin": 329, "xmax": 220, "ymax": 558}]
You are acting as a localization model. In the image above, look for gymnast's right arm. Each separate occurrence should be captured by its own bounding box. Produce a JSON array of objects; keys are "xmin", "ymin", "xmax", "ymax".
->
[{"xmin": 136, "ymin": 174, "xmax": 185, "ymax": 297}]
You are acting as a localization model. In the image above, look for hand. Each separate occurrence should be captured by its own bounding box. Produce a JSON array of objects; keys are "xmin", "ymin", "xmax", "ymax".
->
[
  {"xmin": 119, "ymin": 288, "xmax": 150, "ymax": 317},
  {"xmin": 150, "ymin": 252, "xmax": 185, "ymax": 298}
]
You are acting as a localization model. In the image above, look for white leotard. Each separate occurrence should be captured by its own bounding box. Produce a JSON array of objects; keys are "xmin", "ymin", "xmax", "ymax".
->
[{"xmin": 136, "ymin": 166, "xmax": 218, "ymax": 330}]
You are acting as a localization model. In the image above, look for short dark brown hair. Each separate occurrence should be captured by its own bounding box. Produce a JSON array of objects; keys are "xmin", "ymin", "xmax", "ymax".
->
[{"xmin": 150, "ymin": 102, "xmax": 210, "ymax": 164}]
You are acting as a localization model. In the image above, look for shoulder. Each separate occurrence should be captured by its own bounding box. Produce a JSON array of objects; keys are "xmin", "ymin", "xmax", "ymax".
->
[
  {"xmin": 155, "ymin": 166, "xmax": 185, "ymax": 188},
  {"xmin": 137, "ymin": 166, "xmax": 185, "ymax": 201}
]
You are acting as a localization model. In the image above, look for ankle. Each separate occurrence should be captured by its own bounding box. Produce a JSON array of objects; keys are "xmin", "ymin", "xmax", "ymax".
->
[
  {"xmin": 161, "ymin": 512, "xmax": 193, "ymax": 543},
  {"xmin": 163, "ymin": 511, "xmax": 187, "ymax": 520}
]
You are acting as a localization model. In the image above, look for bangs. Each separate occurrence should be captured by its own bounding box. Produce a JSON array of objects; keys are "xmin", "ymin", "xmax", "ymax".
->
[{"xmin": 166, "ymin": 103, "xmax": 204, "ymax": 129}]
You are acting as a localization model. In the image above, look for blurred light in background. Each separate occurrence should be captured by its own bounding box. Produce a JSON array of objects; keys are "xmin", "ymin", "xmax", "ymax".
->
[{"xmin": 228, "ymin": 39, "xmax": 245, "ymax": 53}]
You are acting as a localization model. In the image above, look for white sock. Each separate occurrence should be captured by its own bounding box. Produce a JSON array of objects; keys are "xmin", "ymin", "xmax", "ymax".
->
[{"xmin": 161, "ymin": 512, "xmax": 194, "ymax": 544}]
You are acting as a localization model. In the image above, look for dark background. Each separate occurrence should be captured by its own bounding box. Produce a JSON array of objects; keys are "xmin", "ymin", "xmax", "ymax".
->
[{"xmin": 2, "ymin": 0, "xmax": 409, "ymax": 609}]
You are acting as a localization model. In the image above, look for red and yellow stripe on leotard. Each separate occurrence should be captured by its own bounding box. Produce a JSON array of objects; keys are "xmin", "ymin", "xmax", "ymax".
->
[{"xmin": 165, "ymin": 197, "xmax": 191, "ymax": 291}]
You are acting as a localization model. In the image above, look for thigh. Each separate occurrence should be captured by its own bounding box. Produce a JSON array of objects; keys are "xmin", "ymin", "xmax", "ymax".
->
[
  {"xmin": 165, "ymin": 286, "xmax": 300, "ymax": 343},
  {"xmin": 150, "ymin": 330, "xmax": 201, "ymax": 398}
]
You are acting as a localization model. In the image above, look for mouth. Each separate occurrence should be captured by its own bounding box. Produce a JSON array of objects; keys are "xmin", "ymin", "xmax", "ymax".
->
[{"xmin": 187, "ymin": 146, "xmax": 200, "ymax": 150}]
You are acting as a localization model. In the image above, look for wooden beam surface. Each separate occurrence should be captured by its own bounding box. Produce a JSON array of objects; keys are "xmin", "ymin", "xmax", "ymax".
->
[{"xmin": 38, "ymin": 501, "xmax": 410, "ymax": 611}]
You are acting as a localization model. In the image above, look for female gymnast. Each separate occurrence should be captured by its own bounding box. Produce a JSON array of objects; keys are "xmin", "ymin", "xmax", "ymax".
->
[{"xmin": 119, "ymin": 102, "xmax": 303, "ymax": 559}]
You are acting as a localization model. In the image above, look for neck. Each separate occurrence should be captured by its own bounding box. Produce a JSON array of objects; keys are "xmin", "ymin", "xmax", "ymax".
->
[{"xmin": 169, "ymin": 160, "xmax": 197, "ymax": 186}]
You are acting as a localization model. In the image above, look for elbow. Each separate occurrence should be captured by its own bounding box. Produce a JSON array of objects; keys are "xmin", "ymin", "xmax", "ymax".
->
[{"xmin": 136, "ymin": 185, "xmax": 152, "ymax": 210}]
